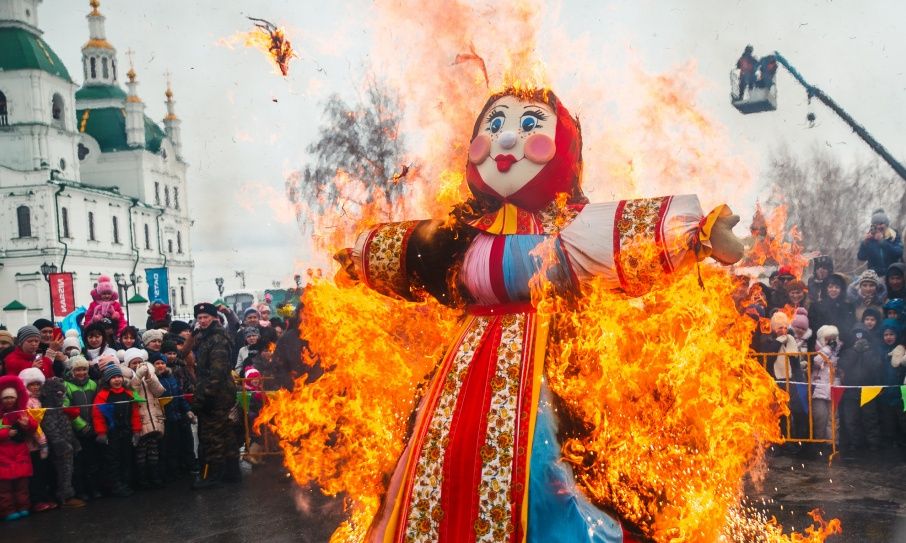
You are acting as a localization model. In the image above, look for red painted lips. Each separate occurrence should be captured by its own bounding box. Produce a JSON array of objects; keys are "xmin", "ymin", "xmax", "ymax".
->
[{"xmin": 494, "ymin": 154, "xmax": 518, "ymax": 172}]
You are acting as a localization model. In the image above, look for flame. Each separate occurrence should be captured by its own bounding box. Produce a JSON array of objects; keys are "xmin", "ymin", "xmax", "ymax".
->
[
  {"xmin": 740, "ymin": 203, "xmax": 810, "ymax": 277},
  {"xmin": 218, "ymin": 17, "xmax": 296, "ymax": 76}
]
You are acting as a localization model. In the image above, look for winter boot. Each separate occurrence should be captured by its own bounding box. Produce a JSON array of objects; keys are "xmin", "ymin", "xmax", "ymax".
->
[
  {"xmin": 223, "ymin": 456, "xmax": 242, "ymax": 484},
  {"xmin": 192, "ymin": 463, "xmax": 224, "ymax": 490}
]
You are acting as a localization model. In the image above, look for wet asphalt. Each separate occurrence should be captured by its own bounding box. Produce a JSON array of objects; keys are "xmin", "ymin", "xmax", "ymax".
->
[{"xmin": 3, "ymin": 449, "xmax": 904, "ymax": 542}]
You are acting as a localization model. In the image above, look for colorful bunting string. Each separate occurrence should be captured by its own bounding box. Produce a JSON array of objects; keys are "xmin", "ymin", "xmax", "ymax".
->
[{"xmin": 860, "ymin": 386, "xmax": 882, "ymax": 407}]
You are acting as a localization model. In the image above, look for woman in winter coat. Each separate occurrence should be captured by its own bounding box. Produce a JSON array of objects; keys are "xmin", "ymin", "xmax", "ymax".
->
[
  {"xmin": 810, "ymin": 273, "xmax": 856, "ymax": 340},
  {"xmin": 125, "ymin": 348, "xmax": 166, "ymax": 488},
  {"xmin": 813, "ymin": 325, "xmax": 842, "ymax": 442},
  {"xmin": 0, "ymin": 375, "xmax": 38, "ymax": 521}
]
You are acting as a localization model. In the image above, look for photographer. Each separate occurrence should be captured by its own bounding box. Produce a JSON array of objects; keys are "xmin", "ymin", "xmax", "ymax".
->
[{"xmin": 857, "ymin": 209, "xmax": 903, "ymax": 277}]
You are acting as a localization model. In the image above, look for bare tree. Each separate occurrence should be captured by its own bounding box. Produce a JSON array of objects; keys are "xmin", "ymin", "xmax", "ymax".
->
[
  {"xmin": 286, "ymin": 79, "xmax": 407, "ymax": 233},
  {"xmin": 767, "ymin": 145, "xmax": 906, "ymax": 276}
]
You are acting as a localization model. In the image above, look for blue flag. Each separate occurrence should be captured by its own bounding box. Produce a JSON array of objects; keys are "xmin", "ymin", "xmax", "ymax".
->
[{"xmin": 145, "ymin": 267, "xmax": 170, "ymax": 305}]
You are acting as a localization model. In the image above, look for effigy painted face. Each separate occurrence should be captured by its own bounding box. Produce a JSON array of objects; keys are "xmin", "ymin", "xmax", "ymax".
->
[{"xmin": 469, "ymin": 95, "xmax": 558, "ymax": 198}]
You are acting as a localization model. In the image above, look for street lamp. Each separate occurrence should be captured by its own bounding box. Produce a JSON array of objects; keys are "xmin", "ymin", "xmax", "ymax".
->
[
  {"xmin": 114, "ymin": 272, "xmax": 137, "ymax": 324},
  {"xmin": 40, "ymin": 261, "xmax": 58, "ymax": 323},
  {"xmin": 215, "ymin": 277, "xmax": 224, "ymax": 297}
]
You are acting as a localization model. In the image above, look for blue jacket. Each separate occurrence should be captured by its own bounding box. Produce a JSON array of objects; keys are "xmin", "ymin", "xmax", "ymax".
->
[
  {"xmin": 857, "ymin": 227, "xmax": 903, "ymax": 275},
  {"xmin": 158, "ymin": 372, "xmax": 191, "ymax": 422}
]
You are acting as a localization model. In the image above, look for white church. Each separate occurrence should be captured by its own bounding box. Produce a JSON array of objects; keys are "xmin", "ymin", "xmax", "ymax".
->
[{"xmin": 0, "ymin": 0, "xmax": 194, "ymax": 328}]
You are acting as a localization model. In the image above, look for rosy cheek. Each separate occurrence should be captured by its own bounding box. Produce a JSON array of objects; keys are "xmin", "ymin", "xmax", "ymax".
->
[
  {"xmin": 468, "ymin": 134, "xmax": 491, "ymax": 164},
  {"xmin": 524, "ymin": 133, "xmax": 556, "ymax": 164}
]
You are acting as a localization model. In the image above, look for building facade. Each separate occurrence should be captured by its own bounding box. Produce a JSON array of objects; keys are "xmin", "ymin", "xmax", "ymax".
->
[{"xmin": 0, "ymin": 0, "xmax": 194, "ymax": 327}]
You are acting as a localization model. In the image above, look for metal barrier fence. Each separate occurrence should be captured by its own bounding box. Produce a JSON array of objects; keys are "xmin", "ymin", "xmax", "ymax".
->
[
  {"xmin": 753, "ymin": 351, "xmax": 838, "ymax": 462},
  {"xmin": 235, "ymin": 376, "xmax": 284, "ymax": 462}
]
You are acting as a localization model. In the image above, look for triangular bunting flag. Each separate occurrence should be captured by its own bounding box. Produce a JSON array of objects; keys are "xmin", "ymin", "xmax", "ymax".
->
[
  {"xmin": 184, "ymin": 393, "xmax": 194, "ymax": 404},
  {"xmin": 831, "ymin": 386, "xmax": 844, "ymax": 409},
  {"xmin": 159, "ymin": 397, "xmax": 173, "ymax": 410},
  {"xmin": 132, "ymin": 392, "xmax": 147, "ymax": 403},
  {"xmin": 239, "ymin": 391, "xmax": 250, "ymax": 413},
  {"xmin": 27, "ymin": 407, "xmax": 47, "ymax": 426},
  {"xmin": 901, "ymin": 385, "xmax": 906, "ymax": 413},
  {"xmin": 98, "ymin": 403, "xmax": 115, "ymax": 430},
  {"xmin": 795, "ymin": 383, "xmax": 810, "ymax": 413},
  {"xmin": 860, "ymin": 386, "xmax": 882, "ymax": 407}
]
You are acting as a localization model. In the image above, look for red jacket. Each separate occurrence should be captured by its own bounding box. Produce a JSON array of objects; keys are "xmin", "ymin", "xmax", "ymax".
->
[
  {"xmin": 2, "ymin": 347, "xmax": 54, "ymax": 380},
  {"xmin": 0, "ymin": 375, "xmax": 38, "ymax": 480},
  {"xmin": 92, "ymin": 386, "xmax": 142, "ymax": 436}
]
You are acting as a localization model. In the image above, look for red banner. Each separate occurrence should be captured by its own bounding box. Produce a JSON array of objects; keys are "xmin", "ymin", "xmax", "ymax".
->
[{"xmin": 49, "ymin": 272, "xmax": 75, "ymax": 318}]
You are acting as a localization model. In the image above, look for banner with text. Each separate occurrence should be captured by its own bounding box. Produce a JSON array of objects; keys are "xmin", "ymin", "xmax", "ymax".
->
[
  {"xmin": 48, "ymin": 272, "xmax": 75, "ymax": 319},
  {"xmin": 145, "ymin": 267, "xmax": 170, "ymax": 304}
]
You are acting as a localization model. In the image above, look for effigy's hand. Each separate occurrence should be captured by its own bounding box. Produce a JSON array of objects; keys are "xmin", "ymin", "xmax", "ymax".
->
[
  {"xmin": 706, "ymin": 207, "xmax": 745, "ymax": 265},
  {"xmin": 333, "ymin": 248, "xmax": 359, "ymax": 287}
]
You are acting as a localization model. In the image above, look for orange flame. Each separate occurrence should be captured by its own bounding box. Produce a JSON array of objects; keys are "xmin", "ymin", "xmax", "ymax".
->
[
  {"xmin": 218, "ymin": 18, "xmax": 296, "ymax": 76},
  {"xmin": 740, "ymin": 203, "xmax": 811, "ymax": 277}
]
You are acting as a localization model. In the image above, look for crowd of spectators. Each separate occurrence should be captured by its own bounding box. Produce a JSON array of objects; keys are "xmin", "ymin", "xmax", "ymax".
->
[{"xmin": 0, "ymin": 283, "xmax": 312, "ymax": 522}]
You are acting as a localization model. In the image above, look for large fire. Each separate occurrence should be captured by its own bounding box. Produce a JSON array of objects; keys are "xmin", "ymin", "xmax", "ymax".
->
[{"xmin": 250, "ymin": 0, "xmax": 842, "ymax": 541}]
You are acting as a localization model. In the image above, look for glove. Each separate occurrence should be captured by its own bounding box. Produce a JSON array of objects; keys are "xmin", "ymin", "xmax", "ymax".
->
[
  {"xmin": 95, "ymin": 434, "xmax": 108, "ymax": 445},
  {"xmin": 136, "ymin": 363, "xmax": 149, "ymax": 378},
  {"xmin": 40, "ymin": 446, "xmax": 49, "ymax": 460},
  {"xmin": 132, "ymin": 433, "xmax": 141, "ymax": 446},
  {"xmin": 186, "ymin": 411, "xmax": 197, "ymax": 424}
]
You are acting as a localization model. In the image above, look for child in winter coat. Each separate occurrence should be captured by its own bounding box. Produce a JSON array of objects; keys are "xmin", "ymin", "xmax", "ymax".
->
[
  {"xmin": 64, "ymin": 356, "xmax": 101, "ymax": 501},
  {"xmin": 813, "ymin": 326, "xmax": 842, "ymax": 442},
  {"xmin": 82, "ymin": 321, "xmax": 118, "ymax": 381},
  {"xmin": 234, "ymin": 327, "xmax": 260, "ymax": 373},
  {"xmin": 82, "ymin": 275, "xmax": 126, "ymax": 336},
  {"xmin": 38, "ymin": 377, "xmax": 85, "ymax": 508},
  {"xmin": 92, "ymin": 364, "xmax": 142, "ymax": 497},
  {"xmin": 126, "ymin": 348, "xmax": 166, "ymax": 488},
  {"xmin": 153, "ymin": 357, "xmax": 195, "ymax": 479},
  {"xmin": 879, "ymin": 319, "xmax": 906, "ymax": 447},
  {"xmin": 18, "ymin": 367, "xmax": 55, "ymax": 512},
  {"xmin": 0, "ymin": 376, "xmax": 39, "ymax": 521}
]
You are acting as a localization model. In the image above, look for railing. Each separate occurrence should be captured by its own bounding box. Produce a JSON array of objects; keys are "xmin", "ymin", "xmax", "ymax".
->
[{"xmin": 752, "ymin": 351, "xmax": 838, "ymax": 463}]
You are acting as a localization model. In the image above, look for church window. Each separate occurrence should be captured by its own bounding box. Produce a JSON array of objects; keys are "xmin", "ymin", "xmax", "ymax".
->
[
  {"xmin": 112, "ymin": 216, "xmax": 120, "ymax": 244},
  {"xmin": 90, "ymin": 57, "xmax": 97, "ymax": 79},
  {"xmin": 51, "ymin": 94, "xmax": 64, "ymax": 123},
  {"xmin": 168, "ymin": 239, "xmax": 173, "ymax": 253},
  {"xmin": 165, "ymin": 186, "xmax": 170, "ymax": 207},
  {"xmin": 144, "ymin": 223, "xmax": 151, "ymax": 249},
  {"xmin": 112, "ymin": 60, "xmax": 117, "ymax": 81},
  {"xmin": 88, "ymin": 212, "xmax": 96, "ymax": 241},
  {"xmin": 16, "ymin": 205, "xmax": 31, "ymax": 238},
  {"xmin": 154, "ymin": 182, "xmax": 160, "ymax": 205},
  {"xmin": 177, "ymin": 231, "xmax": 183, "ymax": 253},
  {"xmin": 61, "ymin": 207, "xmax": 70, "ymax": 238},
  {"xmin": 0, "ymin": 91, "xmax": 7, "ymax": 126},
  {"xmin": 174, "ymin": 187, "xmax": 180, "ymax": 209},
  {"xmin": 102, "ymin": 57, "xmax": 109, "ymax": 79},
  {"xmin": 180, "ymin": 286, "xmax": 186, "ymax": 306}
]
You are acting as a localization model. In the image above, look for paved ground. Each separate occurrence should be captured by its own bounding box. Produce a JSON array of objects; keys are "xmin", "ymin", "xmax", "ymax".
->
[{"xmin": 4, "ymin": 449, "xmax": 904, "ymax": 542}]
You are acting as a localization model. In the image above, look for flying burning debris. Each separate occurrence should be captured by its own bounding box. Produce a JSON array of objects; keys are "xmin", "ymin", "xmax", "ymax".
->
[
  {"xmin": 453, "ymin": 43, "xmax": 489, "ymax": 88},
  {"xmin": 218, "ymin": 17, "xmax": 296, "ymax": 76}
]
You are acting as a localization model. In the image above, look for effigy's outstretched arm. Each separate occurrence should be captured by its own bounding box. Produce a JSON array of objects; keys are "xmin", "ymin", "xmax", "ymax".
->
[
  {"xmin": 559, "ymin": 194, "xmax": 743, "ymax": 295},
  {"xmin": 337, "ymin": 219, "xmax": 474, "ymax": 303}
]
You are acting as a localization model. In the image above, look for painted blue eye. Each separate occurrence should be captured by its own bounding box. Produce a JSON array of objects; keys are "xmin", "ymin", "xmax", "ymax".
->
[
  {"xmin": 520, "ymin": 115, "xmax": 537, "ymax": 132},
  {"xmin": 490, "ymin": 116, "xmax": 504, "ymax": 133}
]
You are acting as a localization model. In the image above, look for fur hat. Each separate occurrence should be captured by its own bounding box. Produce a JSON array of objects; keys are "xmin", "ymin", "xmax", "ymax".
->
[
  {"xmin": 16, "ymin": 325, "xmax": 41, "ymax": 345},
  {"xmin": 18, "ymin": 367, "xmax": 46, "ymax": 386},
  {"xmin": 812, "ymin": 255, "xmax": 834, "ymax": 273},
  {"xmin": 770, "ymin": 311, "xmax": 790, "ymax": 331},
  {"xmin": 142, "ymin": 329, "xmax": 164, "ymax": 345},
  {"xmin": 791, "ymin": 307, "xmax": 809, "ymax": 331},
  {"xmin": 124, "ymin": 348, "xmax": 149, "ymax": 364},
  {"xmin": 0, "ymin": 329, "xmax": 13, "ymax": 345},
  {"xmin": 193, "ymin": 302, "xmax": 218, "ymax": 318},
  {"xmin": 816, "ymin": 325, "xmax": 839, "ymax": 343},
  {"xmin": 96, "ymin": 275, "xmax": 116, "ymax": 296},
  {"xmin": 871, "ymin": 208, "xmax": 890, "ymax": 226},
  {"xmin": 0, "ymin": 375, "xmax": 27, "ymax": 410},
  {"xmin": 169, "ymin": 320, "xmax": 191, "ymax": 335},
  {"xmin": 100, "ymin": 364, "xmax": 123, "ymax": 386},
  {"xmin": 862, "ymin": 307, "xmax": 882, "ymax": 323},
  {"xmin": 62, "ymin": 329, "xmax": 82, "ymax": 352},
  {"xmin": 242, "ymin": 326, "xmax": 260, "ymax": 340}
]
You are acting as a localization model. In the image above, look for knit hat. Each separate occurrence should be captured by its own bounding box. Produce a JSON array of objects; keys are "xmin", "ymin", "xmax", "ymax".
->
[
  {"xmin": 160, "ymin": 340, "xmax": 178, "ymax": 354},
  {"xmin": 812, "ymin": 255, "xmax": 833, "ymax": 273},
  {"xmin": 96, "ymin": 275, "xmax": 116, "ymax": 296},
  {"xmin": 100, "ymin": 363, "xmax": 123, "ymax": 386},
  {"xmin": 862, "ymin": 307, "xmax": 882, "ymax": 324},
  {"xmin": 888, "ymin": 264, "xmax": 905, "ymax": 278},
  {"xmin": 0, "ymin": 387, "xmax": 17, "ymax": 400},
  {"xmin": 124, "ymin": 348, "xmax": 149, "ymax": 364},
  {"xmin": 32, "ymin": 318, "xmax": 54, "ymax": 331},
  {"xmin": 142, "ymin": 329, "xmax": 164, "ymax": 345},
  {"xmin": 148, "ymin": 351, "xmax": 167, "ymax": 364},
  {"xmin": 244, "ymin": 366, "xmax": 260, "ymax": 379},
  {"xmin": 70, "ymin": 355, "xmax": 90, "ymax": 370},
  {"xmin": 98, "ymin": 353, "xmax": 119, "ymax": 369},
  {"xmin": 193, "ymin": 302, "xmax": 218, "ymax": 318},
  {"xmin": 871, "ymin": 208, "xmax": 890, "ymax": 225},
  {"xmin": 770, "ymin": 311, "xmax": 790, "ymax": 331},
  {"xmin": 242, "ymin": 326, "xmax": 260, "ymax": 340},
  {"xmin": 18, "ymin": 367, "xmax": 46, "ymax": 386},
  {"xmin": 777, "ymin": 266, "xmax": 795, "ymax": 281},
  {"xmin": 169, "ymin": 320, "xmax": 191, "ymax": 335},
  {"xmin": 62, "ymin": 329, "xmax": 81, "ymax": 352},
  {"xmin": 858, "ymin": 269, "xmax": 881, "ymax": 286},
  {"xmin": 243, "ymin": 307, "xmax": 260, "ymax": 319},
  {"xmin": 0, "ymin": 330, "xmax": 13, "ymax": 345},
  {"xmin": 16, "ymin": 325, "xmax": 40, "ymax": 345},
  {"xmin": 881, "ymin": 317, "xmax": 902, "ymax": 334},
  {"xmin": 791, "ymin": 308, "xmax": 809, "ymax": 331},
  {"xmin": 816, "ymin": 325, "xmax": 839, "ymax": 343}
]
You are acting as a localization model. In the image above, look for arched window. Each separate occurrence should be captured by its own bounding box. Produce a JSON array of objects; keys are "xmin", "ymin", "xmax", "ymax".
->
[
  {"xmin": 164, "ymin": 186, "xmax": 170, "ymax": 207},
  {"xmin": 61, "ymin": 207, "xmax": 70, "ymax": 238},
  {"xmin": 16, "ymin": 205, "xmax": 31, "ymax": 237},
  {"xmin": 154, "ymin": 182, "xmax": 160, "ymax": 205},
  {"xmin": 102, "ymin": 57, "xmax": 109, "ymax": 79},
  {"xmin": 112, "ymin": 216, "xmax": 120, "ymax": 243},
  {"xmin": 51, "ymin": 93, "xmax": 64, "ymax": 123},
  {"xmin": 144, "ymin": 223, "xmax": 150, "ymax": 250},
  {"xmin": 90, "ymin": 57, "xmax": 96, "ymax": 79},
  {"xmin": 167, "ymin": 239, "xmax": 173, "ymax": 253},
  {"xmin": 112, "ymin": 60, "xmax": 117, "ymax": 81},
  {"xmin": 0, "ymin": 90, "xmax": 7, "ymax": 126},
  {"xmin": 177, "ymin": 231, "xmax": 183, "ymax": 253},
  {"xmin": 173, "ymin": 187, "xmax": 180, "ymax": 209},
  {"xmin": 180, "ymin": 286, "xmax": 186, "ymax": 306},
  {"xmin": 88, "ymin": 211, "xmax": 96, "ymax": 241}
]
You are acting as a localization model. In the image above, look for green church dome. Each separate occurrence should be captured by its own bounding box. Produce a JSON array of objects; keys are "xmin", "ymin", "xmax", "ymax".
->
[
  {"xmin": 76, "ymin": 106, "xmax": 167, "ymax": 153},
  {"xmin": 75, "ymin": 84, "xmax": 128, "ymax": 101},
  {"xmin": 0, "ymin": 27, "xmax": 73, "ymax": 83}
]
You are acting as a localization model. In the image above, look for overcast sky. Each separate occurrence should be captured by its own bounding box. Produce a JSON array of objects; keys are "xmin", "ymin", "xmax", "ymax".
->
[{"xmin": 40, "ymin": 0, "xmax": 906, "ymax": 301}]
